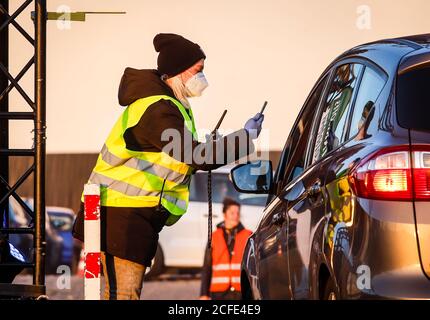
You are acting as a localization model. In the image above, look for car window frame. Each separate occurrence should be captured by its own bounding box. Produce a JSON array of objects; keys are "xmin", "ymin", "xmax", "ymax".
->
[
  {"xmin": 257, "ymin": 72, "xmax": 333, "ymax": 230},
  {"xmin": 305, "ymin": 62, "xmax": 365, "ymax": 166},
  {"xmin": 304, "ymin": 57, "xmax": 388, "ymax": 169},
  {"xmin": 255, "ymin": 72, "xmax": 331, "ymax": 227},
  {"xmin": 259, "ymin": 58, "xmax": 388, "ymax": 230},
  {"xmin": 273, "ymin": 71, "xmax": 332, "ymax": 191},
  {"xmin": 343, "ymin": 64, "xmax": 388, "ymax": 141}
]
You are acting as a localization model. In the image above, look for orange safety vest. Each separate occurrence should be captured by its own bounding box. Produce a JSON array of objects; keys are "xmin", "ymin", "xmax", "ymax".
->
[{"xmin": 209, "ymin": 227, "xmax": 252, "ymax": 293}]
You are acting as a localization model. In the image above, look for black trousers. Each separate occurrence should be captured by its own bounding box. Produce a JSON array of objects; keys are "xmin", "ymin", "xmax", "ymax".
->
[{"xmin": 72, "ymin": 202, "xmax": 169, "ymax": 266}]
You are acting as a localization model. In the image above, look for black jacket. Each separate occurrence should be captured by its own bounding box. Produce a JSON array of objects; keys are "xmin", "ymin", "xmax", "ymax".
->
[
  {"xmin": 73, "ymin": 68, "xmax": 254, "ymax": 266},
  {"xmin": 119, "ymin": 68, "xmax": 254, "ymax": 170}
]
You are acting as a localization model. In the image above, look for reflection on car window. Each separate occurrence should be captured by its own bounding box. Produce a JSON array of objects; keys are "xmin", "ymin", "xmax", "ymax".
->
[
  {"xmin": 189, "ymin": 172, "xmax": 268, "ymax": 206},
  {"xmin": 348, "ymin": 67, "xmax": 386, "ymax": 139},
  {"xmin": 232, "ymin": 161, "xmax": 271, "ymax": 193},
  {"xmin": 397, "ymin": 67, "xmax": 430, "ymax": 131},
  {"xmin": 280, "ymin": 75, "xmax": 327, "ymax": 188},
  {"xmin": 312, "ymin": 64, "xmax": 363, "ymax": 163},
  {"xmin": 291, "ymin": 166, "xmax": 303, "ymax": 181}
]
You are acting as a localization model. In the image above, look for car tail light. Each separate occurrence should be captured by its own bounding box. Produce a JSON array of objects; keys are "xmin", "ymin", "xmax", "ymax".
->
[{"xmin": 349, "ymin": 145, "xmax": 430, "ymax": 201}]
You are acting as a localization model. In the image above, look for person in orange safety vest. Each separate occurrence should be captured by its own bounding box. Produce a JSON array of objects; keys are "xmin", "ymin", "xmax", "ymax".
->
[{"xmin": 199, "ymin": 197, "xmax": 252, "ymax": 300}]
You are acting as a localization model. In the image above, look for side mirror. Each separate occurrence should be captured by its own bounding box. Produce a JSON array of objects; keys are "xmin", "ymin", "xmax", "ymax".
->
[{"xmin": 230, "ymin": 160, "xmax": 273, "ymax": 194}]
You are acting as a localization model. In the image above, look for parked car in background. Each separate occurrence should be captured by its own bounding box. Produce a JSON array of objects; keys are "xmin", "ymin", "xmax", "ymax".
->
[
  {"xmin": 146, "ymin": 165, "xmax": 268, "ymax": 279},
  {"xmin": 46, "ymin": 206, "xmax": 82, "ymax": 274},
  {"xmin": 231, "ymin": 34, "xmax": 430, "ymax": 299},
  {"xmin": 8, "ymin": 198, "xmax": 82, "ymax": 274}
]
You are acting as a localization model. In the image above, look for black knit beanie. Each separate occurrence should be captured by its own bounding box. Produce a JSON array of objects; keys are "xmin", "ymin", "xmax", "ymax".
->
[{"xmin": 153, "ymin": 33, "xmax": 206, "ymax": 78}]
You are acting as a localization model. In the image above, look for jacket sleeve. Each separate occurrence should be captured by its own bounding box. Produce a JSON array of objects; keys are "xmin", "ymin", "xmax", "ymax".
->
[
  {"xmin": 200, "ymin": 245, "xmax": 212, "ymax": 296},
  {"xmin": 124, "ymin": 100, "xmax": 255, "ymax": 171}
]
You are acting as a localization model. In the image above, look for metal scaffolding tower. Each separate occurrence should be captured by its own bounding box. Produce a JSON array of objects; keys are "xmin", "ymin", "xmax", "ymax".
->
[{"xmin": 0, "ymin": 0, "xmax": 46, "ymax": 298}]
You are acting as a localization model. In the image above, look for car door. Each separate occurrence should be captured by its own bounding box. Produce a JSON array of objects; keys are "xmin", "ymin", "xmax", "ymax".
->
[
  {"xmin": 255, "ymin": 196, "xmax": 290, "ymax": 299},
  {"xmin": 325, "ymin": 63, "xmax": 388, "ymax": 296},
  {"xmin": 255, "ymin": 72, "xmax": 330, "ymax": 299},
  {"xmin": 284, "ymin": 63, "xmax": 364, "ymax": 299},
  {"xmin": 284, "ymin": 153, "xmax": 333, "ymax": 299}
]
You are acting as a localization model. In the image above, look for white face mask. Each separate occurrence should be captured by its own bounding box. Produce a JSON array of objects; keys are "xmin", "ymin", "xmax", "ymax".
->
[{"xmin": 184, "ymin": 72, "xmax": 209, "ymax": 97}]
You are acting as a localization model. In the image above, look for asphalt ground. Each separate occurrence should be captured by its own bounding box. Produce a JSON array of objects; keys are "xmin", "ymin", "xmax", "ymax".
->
[{"xmin": 14, "ymin": 273, "xmax": 201, "ymax": 300}]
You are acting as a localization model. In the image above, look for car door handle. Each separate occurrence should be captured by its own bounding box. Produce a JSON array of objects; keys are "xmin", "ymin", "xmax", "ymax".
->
[{"xmin": 307, "ymin": 180, "xmax": 322, "ymax": 197}]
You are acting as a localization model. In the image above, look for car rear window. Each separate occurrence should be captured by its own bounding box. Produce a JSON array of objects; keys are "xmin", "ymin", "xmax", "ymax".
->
[
  {"xmin": 48, "ymin": 212, "xmax": 73, "ymax": 231},
  {"xmin": 397, "ymin": 66, "xmax": 430, "ymax": 131},
  {"xmin": 189, "ymin": 172, "xmax": 268, "ymax": 206}
]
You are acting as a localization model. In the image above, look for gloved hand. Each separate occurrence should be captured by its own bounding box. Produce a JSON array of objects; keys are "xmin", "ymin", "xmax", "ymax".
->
[{"xmin": 244, "ymin": 113, "xmax": 264, "ymax": 139}]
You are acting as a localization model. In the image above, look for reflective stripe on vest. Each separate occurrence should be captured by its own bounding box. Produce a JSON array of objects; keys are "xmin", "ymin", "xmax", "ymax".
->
[
  {"xmin": 99, "ymin": 144, "xmax": 190, "ymax": 184},
  {"xmin": 212, "ymin": 263, "xmax": 241, "ymax": 271},
  {"xmin": 209, "ymin": 228, "xmax": 253, "ymax": 293},
  {"xmin": 80, "ymin": 95, "xmax": 196, "ymax": 216},
  {"xmin": 211, "ymin": 276, "xmax": 241, "ymax": 284}
]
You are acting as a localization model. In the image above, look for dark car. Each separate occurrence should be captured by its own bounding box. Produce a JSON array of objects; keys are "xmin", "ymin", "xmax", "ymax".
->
[
  {"xmin": 8, "ymin": 198, "xmax": 82, "ymax": 274},
  {"xmin": 231, "ymin": 34, "xmax": 430, "ymax": 300},
  {"xmin": 46, "ymin": 206, "xmax": 83, "ymax": 274}
]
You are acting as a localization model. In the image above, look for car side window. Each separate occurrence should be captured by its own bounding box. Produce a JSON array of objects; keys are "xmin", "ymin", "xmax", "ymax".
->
[
  {"xmin": 347, "ymin": 66, "xmax": 386, "ymax": 139},
  {"xmin": 311, "ymin": 63, "xmax": 363, "ymax": 163},
  {"xmin": 280, "ymin": 75, "xmax": 328, "ymax": 188}
]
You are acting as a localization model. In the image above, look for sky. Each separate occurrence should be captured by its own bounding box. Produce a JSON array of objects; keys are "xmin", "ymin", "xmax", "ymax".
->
[{"xmin": 7, "ymin": 0, "xmax": 430, "ymax": 152}]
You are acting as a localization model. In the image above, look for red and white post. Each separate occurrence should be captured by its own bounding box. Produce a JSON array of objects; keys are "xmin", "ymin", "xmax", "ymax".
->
[{"xmin": 83, "ymin": 183, "xmax": 101, "ymax": 300}]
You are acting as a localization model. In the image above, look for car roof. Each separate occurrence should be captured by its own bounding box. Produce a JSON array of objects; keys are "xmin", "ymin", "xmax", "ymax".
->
[
  {"xmin": 46, "ymin": 206, "xmax": 75, "ymax": 215},
  {"xmin": 326, "ymin": 33, "xmax": 430, "ymax": 76},
  {"xmin": 395, "ymin": 34, "xmax": 430, "ymax": 47}
]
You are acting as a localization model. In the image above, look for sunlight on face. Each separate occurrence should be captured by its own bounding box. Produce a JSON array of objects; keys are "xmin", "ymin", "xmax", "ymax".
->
[{"xmin": 180, "ymin": 59, "xmax": 205, "ymax": 83}]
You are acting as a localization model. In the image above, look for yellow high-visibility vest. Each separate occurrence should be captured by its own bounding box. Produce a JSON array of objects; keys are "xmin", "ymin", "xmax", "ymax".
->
[{"xmin": 81, "ymin": 95, "xmax": 197, "ymax": 224}]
